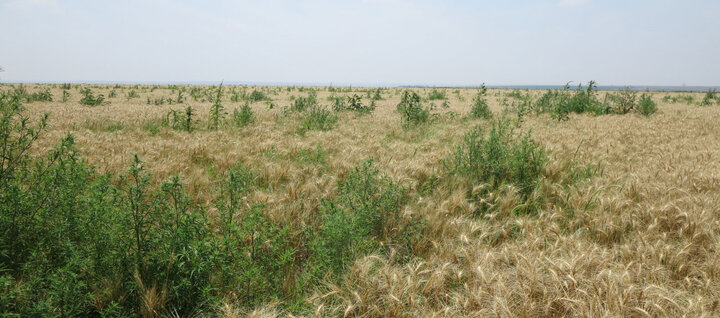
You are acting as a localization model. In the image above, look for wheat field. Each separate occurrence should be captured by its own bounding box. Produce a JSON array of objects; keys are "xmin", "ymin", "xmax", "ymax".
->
[{"xmin": 4, "ymin": 83, "xmax": 720, "ymax": 317}]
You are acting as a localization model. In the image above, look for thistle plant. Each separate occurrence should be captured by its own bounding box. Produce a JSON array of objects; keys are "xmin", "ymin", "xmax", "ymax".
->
[{"xmin": 209, "ymin": 83, "xmax": 226, "ymax": 130}]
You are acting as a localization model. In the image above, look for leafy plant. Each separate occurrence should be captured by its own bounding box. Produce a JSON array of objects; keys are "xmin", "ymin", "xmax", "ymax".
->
[
  {"xmin": 445, "ymin": 118, "xmax": 547, "ymax": 215},
  {"xmin": 79, "ymin": 88, "xmax": 106, "ymax": 106},
  {"xmin": 126, "ymin": 90, "xmax": 140, "ymax": 101},
  {"xmin": 306, "ymin": 160, "xmax": 409, "ymax": 278},
  {"xmin": 166, "ymin": 106, "xmax": 197, "ymax": 132},
  {"xmin": 300, "ymin": 106, "xmax": 337, "ymax": 133},
  {"xmin": 470, "ymin": 84, "xmax": 492, "ymax": 119},
  {"xmin": 232, "ymin": 102, "xmax": 255, "ymax": 128},
  {"xmin": 291, "ymin": 92, "xmax": 318, "ymax": 112},
  {"xmin": 700, "ymin": 89, "xmax": 717, "ymax": 106},
  {"xmin": 209, "ymin": 84, "xmax": 226, "ymax": 130},
  {"xmin": 61, "ymin": 90, "xmax": 71, "ymax": 102},
  {"xmin": 247, "ymin": 90, "xmax": 268, "ymax": 102},
  {"xmin": 397, "ymin": 91, "xmax": 430, "ymax": 128},
  {"xmin": 427, "ymin": 89, "xmax": 447, "ymax": 101},
  {"xmin": 638, "ymin": 93, "xmax": 657, "ymax": 116}
]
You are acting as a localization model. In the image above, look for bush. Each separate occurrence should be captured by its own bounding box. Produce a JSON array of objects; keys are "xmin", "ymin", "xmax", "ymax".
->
[
  {"xmin": 209, "ymin": 84, "xmax": 226, "ymax": 130},
  {"xmin": 605, "ymin": 87, "xmax": 637, "ymax": 114},
  {"xmin": 165, "ymin": 106, "xmax": 197, "ymax": 132},
  {"xmin": 700, "ymin": 89, "xmax": 717, "ymax": 106},
  {"xmin": 79, "ymin": 88, "xmax": 107, "ymax": 106},
  {"xmin": 232, "ymin": 102, "xmax": 255, "ymax": 127},
  {"xmin": 300, "ymin": 106, "xmax": 337, "ymax": 132},
  {"xmin": 535, "ymin": 81, "xmax": 609, "ymax": 120},
  {"xmin": 427, "ymin": 89, "xmax": 447, "ymax": 100},
  {"xmin": 291, "ymin": 92, "xmax": 318, "ymax": 112},
  {"xmin": 469, "ymin": 84, "xmax": 492, "ymax": 119},
  {"xmin": 248, "ymin": 89, "xmax": 269, "ymax": 102},
  {"xmin": 445, "ymin": 119, "xmax": 547, "ymax": 215},
  {"xmin": 638, "ymin": 93, "xmax": 657, "ymax": 116},
  {"xmin": 307, "ymin": 160, "xmax": 408, "ymax": 278},
  {"xmin": 397, "ymin": 91, "xmax": 430, "ymax": 128}
]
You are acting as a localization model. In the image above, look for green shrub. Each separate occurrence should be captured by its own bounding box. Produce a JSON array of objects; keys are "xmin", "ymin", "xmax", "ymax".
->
[
  {"xmin": 27, "ymin": 88, "xmax": 53, "ymax": 102},
  {"xmin": 638, "ymin": 93, "xmax": 657, "ymax": 116},
  {"xmin": 209, "ymin": 84, "xmax": 226, "ymax": 130},
  {"xmin": 397, "ymin": 91, "xmax": 430, "ymax": 128},
  {"xmin": 335, "ymin": 94, "xmax": 375, "ymax": 114},
  {"xmin": 535, "ymin": 81, "xmax": 610, "ymax": 120},
  {"xmin": 79, "ymin": 88, "xmax": 106, "ymax": 106},
  {"xmin": 291, "ymin": 92, "xmax": 318, "ymax": 112},
  {"xmin": 296, "ymin": 144, "xmax": 328, "ymax": 165},
  {"xmin": 248, "ymin": 89, "xmax": 269, "ymax": 102},
  {"xmin": 445, "ymin": 119, "xmax": 547, "ymax": 215},
  {"xmin": 307, "ymin": 160, "xmax": 408, "ymax": 278},
  {"xmin": 469, "ymin": 84, "xmax": 492, "ymax": 119},
  {"xmin": 330, "ymin": 95, "xmax": 347, "ymax": 111},
  {"xmin": 232, "ymin": 102, "xmax": 255, "ymax": 127},
  {"xmin": 165, "ymin": 106, "xmax": 197, "ymax": 132},
  {"xmin": 61, "ymin": 90, "xmax": 70, "ymax": 102},
  {"xmin": 700, "ymin": 89, "xmax": 717, "ymax": 106},
  {"xmin": 427, "ymin": 89, "xmax": 447, "ymax": 100},
  {"xmin": 126, "ymin": 90, "xmax": 140, "ymax": 101},
  {"xmin": 300, "ymin": 106, "xmax": 337, "ymax": 132}
]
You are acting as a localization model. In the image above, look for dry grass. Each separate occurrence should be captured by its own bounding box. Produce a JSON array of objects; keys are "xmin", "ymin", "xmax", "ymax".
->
[{"xmin": 10, "ymin": 83, "xmax": 720, "ymax": 317}]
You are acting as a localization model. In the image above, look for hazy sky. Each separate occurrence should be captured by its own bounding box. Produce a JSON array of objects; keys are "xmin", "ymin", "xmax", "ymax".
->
[{"xmin": 1, "ymin": 0, "xmax": 718, "ymax": 86}]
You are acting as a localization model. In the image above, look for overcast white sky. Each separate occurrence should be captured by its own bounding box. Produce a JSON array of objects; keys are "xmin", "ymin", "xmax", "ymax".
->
[{"xmin": 1, "ymin": 0, "xmax": 718, "ymax": 86}]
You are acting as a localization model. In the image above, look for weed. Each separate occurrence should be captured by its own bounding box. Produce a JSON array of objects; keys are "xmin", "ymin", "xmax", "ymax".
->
[
  {"xmin": 232, "ymin": 102, "xmax": 255, "ymax": 128},
  {"xmin": 427, "ymin": 89, "xmax": 447, "ymax": 101},
  {"xmin": 700, "ymin": 89, "xmax": 717, "ymax": 106},
  {"xmin": 248, "ymin": 90, "xmax": 269, "ymax": 102},
  {"xmin": 165, "ymin": 106, "xmax": 197, "ymax": 132},
  {"xmin": 638, "ymin": 93, "xmax": 657, "ymax": 116},
  {"xmin": 469, "ymin": 84, "xmax": 492, "ymax": 119},
  {"xmin": 299, "ymin": 106, "xmax": 337, "ymax": 133},
  {"xmin": 291, "ymin": 92, "xmax": 318, "ymax": 112},
  {"xmin": 209, "ymin": 84, "xmax": 226, "ymax": 130},
  {"xmin": 80, "ymin": 88, "xmax": 106, "ymax": 106},
  {"xmin": 61, "ymin": 90, "xmax": 70, "ymax": 102},
  {"xmin": 397, "ymin": 91, "xmax": 430, "ymax": 128},
  {"xmin": 296, "ymin": 144, "xmax": 328, "ymax": 165},
  {"xmin": 126, "ymin": 90, "xmax": 140, "ymax": 101},
  {"xmin": 445, "ymin": 118, "xmax": 547, "ymax": 215}
]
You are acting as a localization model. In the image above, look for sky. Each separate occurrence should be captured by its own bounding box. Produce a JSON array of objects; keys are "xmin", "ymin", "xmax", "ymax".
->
[{"xmin": 0, "ymin": 0, "xmax": 718, "ymax": 86}]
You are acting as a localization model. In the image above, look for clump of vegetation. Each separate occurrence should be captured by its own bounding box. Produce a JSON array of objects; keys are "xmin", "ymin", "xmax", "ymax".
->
[
  {"xmin": 296, "ymin": 144, "xmax": 328, "ymax": 166},
  {"xmin": 699, "ymin": 89, "xmax": 717, "ymax": 106},
  {"xmin": 209, "ymin": 84, "xmax": 226, "ymax": 130},
  {"xmin": 637, "ymin": 93, "xmax": 657, "ymax": 116},
  {"xmin": 534, "ymin": 81, "xmax": 609, "ymax": 120},
  {"xmin": 330, "ymin": 95, "xmax": 347, "ymax": 111},
  {"xmin": 371, "ymin": 88, "xmax": 383, "ymax": 101},
  {"xmin": 79, "ymin": 88, "xmax": 107, "ymax": 106},
  {"xmin": 470, "ymin": 84, "xmax": 492, "ymax": 119},
  {"xmin": 27, "ymin": 88, "xmax": 53, "ymax": 102},
  {"xmin": 605, "ymin": 87, "xmax": 637, "ymax": 114},
  {"xmin": 662, "ymin": 94, "xmax": 695, "ymax": 104},
  {"xmin": 426, "ymin": 89, "xmax": 447, "ymax": 101},
  {"xmin": 247, "ymin": 89, "xmax": 269, "ymax": 102},
  {"xmin": 232, "ymin": 102, "xmax": 255, "ymax": 127},
  {"xmin": 304, "ymin": 160, "xmax": 416, "ymax": 279},
  {"xmin": 445, "ymin": 118, "xmax": 547, "ymax": 215},
  {"xmin": 333, "ymin": 94, "xmax": 375, "ymax": 114},
  {"xmin": 397, "ymin": 91, "xmax": 430, "ymax": 128},
  {"xmin": 291, "ymin": 91, "xmax": 318, "ymax": 112},
  {"xmin": 165, "ymin": 106, "xmax": 197, "ymax": 132},
  {"xmin": 300, "ymin": 106, "xmax": 337, "ymax": 133},
  {"xmin": 604, "ymin": 88, "xmax": 658, "ymax": 115},
  {"xmin": 126, "ymin": 90, "xmax": 140, "ymax": 101},
  {"xmin": 61, "ymin": 89, "xmax": 70, "ymax": 102}
]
